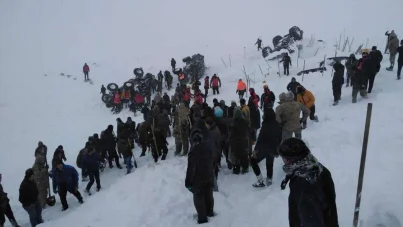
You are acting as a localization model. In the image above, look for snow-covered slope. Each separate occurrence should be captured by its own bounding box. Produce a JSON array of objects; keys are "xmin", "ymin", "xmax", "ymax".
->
[{"xmin": 0, "ymin": 0, "xmax": 403, "ymax": 226}]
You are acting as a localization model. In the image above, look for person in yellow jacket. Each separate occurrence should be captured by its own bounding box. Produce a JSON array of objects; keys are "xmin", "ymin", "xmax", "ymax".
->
[{"xmin": 296, "ymin": 86, "xmax": 318, "ymax": 128}]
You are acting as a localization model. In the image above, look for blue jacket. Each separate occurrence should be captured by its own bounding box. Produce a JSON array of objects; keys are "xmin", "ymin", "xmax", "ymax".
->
[
  {"xmin": 82, "ymin": 152, "xmax": 100, "ymax": 172},
  {"xmin": 52, "ymin": 164, "xmax": 79, "ymax": 192}
]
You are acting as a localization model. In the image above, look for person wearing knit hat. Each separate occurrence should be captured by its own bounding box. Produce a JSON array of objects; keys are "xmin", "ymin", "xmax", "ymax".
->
[
  {"xmin": 19, "ymin": 168, "xmax": 43, "ymax": 226},
  {"xmin": 278, "ymin": 138, "xmax": 339, "ymax": 226},
  {"xmin": 229, "ymin": 107, "xmax": 250, "ymax": 174},
  {"xmin": 227, "ymin": 100, "xmax": 237, "ymax": 118},
  {"xmin": 275, "ymin": 91, "xmax": 310, "ymax": 141},
  {"xmin": 213, "ymin": 106, "xmax": 223, "ymax": 118}
]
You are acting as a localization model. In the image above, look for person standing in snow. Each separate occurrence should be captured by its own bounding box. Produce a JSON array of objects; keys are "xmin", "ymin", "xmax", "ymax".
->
[
  {"xmin": 83, "ymin": 63, "xmax": 90, "ymax": 81},
  {"xmin": 82, "ymin": 148, "xmax": 102, "ymax": 194},
  {"xmin": 260, "ymin": 84, "xmax": 276, "ymax": 112},
  {"xmin": 185, "ymin": 121, "xmax": 215, "ymax": 224},
  {"xmin": 296, "ymin": 86, "xmax": 318, "ymax": 128},
  {"xmin": 279, "ymin": 138, "xmax": 339, "ymax": 227},
  {"xmin": 19, "ymin": 169, "xmax": 43, "ymax": 226},
  {"xmin": 1, "ymin": 174, "xmax": 20, "ymax": 227},
  {"xmin": 251, "ymin": 108, "xmax": 282, "ymax": 187},
  {"xmin": 332, "ymin": 60, "xmax": 345, "ymax": 105},
  {"xmin": 32, "ymin": 154, "xmax": 50, "ymax": 209},
  {"xmin": 171, "ymin": 58, "xmax": 176, "ymax": 71},
  {"xmin": 227, "ymin": 100, "xmax": 237, "ymax": 118},
  {"xmin": 52, "ymin": 162, "xmax": 83, "ymax": 211},
  {"xmin": 275, "ymin": 92, "xmax": 310, "ymax": 141},
  {"xmin": 209, "ymin": 74, "xmax": 221, "ymax": 95},
  {"xmin": 174, "ymin": 103, "xmax": 190, "ymax": 156},
  {"xmin": 101, "ymin": 125, "xmax": 122, "ymax": 169},
  {"xmin": 397, "ymin": 40, "xmax": 403, "ymax": 80},
  {"xmin": 247, "ymin": 88, "xmax": 261, "ymax": 130},
  {"xmin": 351, "ymin": 52, "xmax": 370, "ymax": 102},
  {"xmin": 34, "ymin": 141, "xmax": 48, "ymax": 167},
  {"xmin": 286, "ymin": 77, "xmax": 301, "ymax": 99},
  {"xmin": 236, "ymin": 79, "xmax": 247, "ymax": 100},
  {"xmin": 100, "ymin": 85, "xmax": 106, "ymax": 95},
  {"xmin": 228, "ymin": 107, "xmax": 250, "ymax": 174},
  {"xmin": 240, "ymin": 98, "xmax": 250, "ymax": 121},
  {"xmin": 345, "ymin": 54, "xmax": 357, "ymax": 87},
  {"xmin": 386, "ymin": 31, "xmax": 399, "ymax": 71},
  {"xmin": 280, "ymin": 53, "xmax": 292, "ymax": 76},
  {"xmin": 367, "ymin": 46, "xmax": 383, "ymax": 93},
  {"xmin": 255, "ymin": 38, "xmax": 263, "ymax": 51}
]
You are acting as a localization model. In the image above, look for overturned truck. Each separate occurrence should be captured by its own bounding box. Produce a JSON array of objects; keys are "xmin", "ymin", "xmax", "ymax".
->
[
  {"xmin": 179, "ymin": 53, "xmax": 207, "ymax": 83},
  {"xmin": 262, "ymin": 26, "xmax": 304, "ymax": 60}
]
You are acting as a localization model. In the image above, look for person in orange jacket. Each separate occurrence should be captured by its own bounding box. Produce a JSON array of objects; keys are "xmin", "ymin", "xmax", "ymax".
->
[
  {"xmin": 236, "ymin": 79, "xmax": 247, "ymax": 100},
  {"xmin": 296, "ymin": 86, "xmax": 318, "ymax": 128}
]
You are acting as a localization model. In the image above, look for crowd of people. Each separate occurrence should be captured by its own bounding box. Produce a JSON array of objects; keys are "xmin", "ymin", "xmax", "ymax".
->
[{"xmin": 2, "ymin": 34, "xmax": 402, "ymax": 227}]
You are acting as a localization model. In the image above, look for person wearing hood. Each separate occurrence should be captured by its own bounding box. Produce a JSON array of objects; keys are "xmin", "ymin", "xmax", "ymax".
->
[
  {"xmin": 204, "ymin": 107, "xmax": 222, "ymax": 179},
  {"xmin": 82, "ymin": 147, "xmax": 102, "ymax": 194},
  {"xmin": 260, "ymin": 84, "xmax": 276, "ymax": 112},
  {"xmin": 279, "ymin": 138, "xmax": 339, "ymax": 227},
  {"xmin": 101, "ymin": 125, "xmax": 122, "ymax": 169},
  {"xmin": 83, "ymin": 63, "xmax": 90, "ymax": 80},
  {"xmin": 236, "ymin": 79, "xmax": 247, "ymax": 100},
  {"xmin": 171, "ymin": 58, "xmax": 176, "ymax": 70},
  {"xmin": 345, "ymin": 54, "xmax": 357, "ymax": 87},
  {"xmin": 229, "ymin": 107, "xmax": 251, "ymax": 174},
  {"xmin": 286, "ymin": 77, "xmax": 301, "ymax": 99},
  {"xmin": 386, "ymin": 30, "xmax": 399, "ymax": 71},
  {"xmin": 227, "ymin": 101, "xmax": 237, "ymax": 118},
  {"xmin": 332, "ymin": 60, "xmax": 345, "ymax": 105},
  {"xmin": 239, "ymin": 98, "xmax": 250, "ymax": 120},
  {"xmin": 1, "ymin": 174, "xmax": 20, "ymax": 227},
  {"xmin": 185, "ymin": 120, "xmax": 215, "ymax": 224},
  {"xmin": 19, "ymin": 169, "xmax": 43, "ymax": 226},
  {"xmin": 100, "ymin": 85, "xmax": 106, "ymax": 95},
  {"xmin": 210, "ymin": 74, "xmax": 221, "ymax": 95},
  {"xmin": 52, "ymin": 162, "xmax": 83, "ymax": 211},
  {"xmin": 174, "ymin": 103, "xmax": 190, "ymax": 156},
  {"xmin": 250, "ymin": 108, "xmax": 282, "ymax": 187},
  {"xmin": 276, "ymin": 91, "xmax": 310, "ymax": 141},
  {"xmin": 248, "ymin": 88, "xmax": 261, "ymax": 130},
  {"xmin": 296, "ymin": 86, "xmax": 318, "ymax": 127},
  {"xmin": 32, "ymin": 154, "xmax": 50, "ymax": 209},
  {"xmin": 53, "ymin": 145, "xmax": 67, "ymax": 162},
  {"xmin": 352, "ymin": 52, "xmax": 371, "ymax": 103},
  {"xmin": 279, "ymin": 52, "xmax": 292, "ymax": 76}
]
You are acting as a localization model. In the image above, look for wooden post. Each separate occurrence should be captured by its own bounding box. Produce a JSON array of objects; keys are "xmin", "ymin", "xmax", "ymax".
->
[
  {"xmin": 244, "ymin": 47, "xmax": 246, "ymax": 59},
  {"xmin": 302, "ymin": 60, "xmax": 306, "ymax": 81},
  {"xmin": 352, "ymin": 103, "xmax": 373, "ymax": 227},
  {"xmin": 229, "ymin": 54, "xmax": 232, "ymax": 67},
  {"xmin": 221, "ymin": 57, "xmax": 228, "ymax": 68},
  {"xmin": 322, "ymin": 55, "xmax": 326, "ymax": 76},
  {"xmin": 258, "ymin": 65, "xmax": 264, "ymax": 76},
  {"xmin": 331, "ymin": 51, "xmax": 337, "ymax": 76},
  {"xmin": 277, "ymin": 59, "xmax": 281, "ymax": 77}
]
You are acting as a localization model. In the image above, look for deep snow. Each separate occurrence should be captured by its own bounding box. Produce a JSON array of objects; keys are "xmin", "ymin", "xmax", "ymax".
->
[{"xmin": 0, "ymin": 0, "xmax": 403, "ymax": 226}]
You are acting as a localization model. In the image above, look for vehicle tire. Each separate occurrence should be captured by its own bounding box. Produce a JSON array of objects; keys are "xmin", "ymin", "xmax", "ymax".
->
[
  {"xmin": 272, "ymin": 35, "xmax": 283, "ymax": 47},
  {"xmin": 102, "ymin": 94, "xmax": 113, "ymax": 104},
  {"xmin": 289, "ymin": 26, "xmax": 303, "ymax": 41},
  {"xmin": 107, "ymin": 83, "xmax": 119, "ymax": 92},
  {"xmin": 124, "ymin": 81, "xmax": 134, "ymax": 89},
  {"xmin": 262, "ymin": 46, "xmax": 273, "ymax": 58},
  {"xmin": 133, "ymin": 68, "xmax": 144, "ymax": 78}
]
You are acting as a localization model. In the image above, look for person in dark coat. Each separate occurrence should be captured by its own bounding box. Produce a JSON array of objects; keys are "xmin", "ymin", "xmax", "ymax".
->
[
  {"xmin": 19, "ymin": 169, "xmax": 43, "ymax": 227},
  {"xmin": 227, "ymin": 101, "xmax": 237, "ymax": 118},
  {"xmin": 51, "ymin": 149, "xmax": 65, "ymax": 171},
  {"xmin": 251, "ymin": 108, "xmax": 282, "ymax": 187},
  {"xmin": 397, "ymin": 40, "xmax": 403, "ymax": 80},
  {"xmin": 100, "ymin": 85, "xmax": 106, "ymax": 95},
  {"xmin": 332, "ymin": 60, "xmax": 345, "ymax": 104},
  {"xmin": 53, "ymin": 145, "xmax": 67, "ymax": 162},
  {"xmin": 248, "ymin": 88, "xmax": 261, "ymax": 130},
  {"xmin": 255, "ymin": 38, "xmax": 262, "ymax": 51},
  {"xmin": 367, "ymin": 46, "xmax": 383, "ymax": 93},
  {"xmin": 83, "ymin": 63, "xmax": 90, "ymax": 80},
  {"xmin": 345, "ymin": 54, "xmax": 357, "ymax": 87},
  {"xmin": 204, "ymin": 76, "xmax": 210, "ymax": 97},
  {"xmin": 260, "ymin": 85, "xmax": 276, "ymax": 112},
  {"xmin": 1, "ymin": 174, "xmax": 20, "ymax": 227},
  {"xmin": 185, "ymin": 121, "xmax": 215, "ymax": 224},
  {"xmin": 52, "ymin": 162, "xmax": 83, "ymax": 211},
  {"xmin": 141, "ymin": 104, "xmax": 151, "ymax": 121},
  {"xmin": 352, "ymin": 52, "xmax": 370, "ymax": 103},
  {"xmin": 171, "ymin": 58, "xmax": 176, "ymax": 70},
  {"xmin": 101, "ymin": 125, "xmax": 122, "ymax": 169},
  {"xmin": 138, "ymin": 121, "xmax": 151, "ymax": 157},
  {"xmin": 148, "ymin": 128, "xmax": 168, "ymax": 162},
  {"xmin": 82, "ymin": 148, "xmax": 101, "ymax": 194},
  {"xmin": 280, "ymin": 53, "xmax": 292, "ymax": 76},
  {"xmin": 117, "ymin": 136, "xmax": 133, "ymax": 174},
  {"xmin": 286, "ymin": 77, "xmax": 301, "ymax": 99},
  {"xmin": 279, "ymin": 138, "xmax": 339, "ymax": 227},
  {"xmin": 229, "ymin": 108, "xmax": 250, "ymax": 174},
  {"xmin": 34, "ymin": 141, "xmax": 48, "ymax": 167}
]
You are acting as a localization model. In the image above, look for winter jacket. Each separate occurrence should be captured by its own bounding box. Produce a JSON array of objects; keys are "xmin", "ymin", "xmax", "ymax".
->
[
  {"xmin": 332, "ymin": 63, "xmax": 345, "ymax": 86},
  {"xmin": 83, "ymin": 64, "xmax": 90, "ymax": 73},
  {"xmin": 138, "ymin": 122, "xmax": 151, "ymax": 144},
  {"xmin": 117, "ymin": 139, "xmax": 132, "ymax": 158},
  {"xmin": 237, "ymin": 80, "xmax": 246, "ymax": 92},
  {"xmin": 276, "ymin": 95, "xmax": 310, "ymax": 132},
  {"xmin": 210, "ymin": 75, "xmax": 221, "ymax": 88},
  {"xmin": 32, "ymin": 155, "xmax": 49, "ymax": 192},
  {"xmin": 369, "ymin": 50, "xmax": 383, "ymax": 72},
  {"xmin": 398, "ymin": 46, "xmax": 403, "ymax": 64},
  {"xmin": 288, "ymin": 166, "xmax": 339, "ymax": 227},
  {"xmin": 0, "ymin": 184, "xmax": 9, "ymax": 212},
  {"xmin": 280, "ymin": 55, "xmax": 292, "ymax": 66},
  {"xmin": 53, "ymin": 148, "xmax": 67, "ymax": 162},
  {"xmin": 345, "ymin": 57, "xmax": 357, "ymax": 75},
  {"xmin": 229, "ymin": 117, "xmax": 250, "ymax": 164},
  {"xmin": 287, "ymin": 82, "xmax": 301, "ymax": 95},
  {"xmin": 101, "ymin": 129, "xmax": 117, "ymax": 150},
  {"xmin": 35, "ymin": 145, "xmax": 47, "ymax": 158},
  {"xmin": 388, "ymin": 32, "xmax": 399, "ymax": 55},
  {"xmin": 260, "ymin": 89, "xmax": 276, "ymax": 110},
  {"xmin": 185, "ymin": 125, "xmax": 215, "ymax": 192},
  {"xmin": 19, "ymin": 178, "xmax": 38, "ymax": 207},
  {"xmin": 114, "ymin": 92, "xmax": 121, "ymax": 104},
  {"xmin": 248, "ymin": 91, "xmax": 260, "ymax": 108},
  {"xmin": 52, "ymin": 164, "xmax": 79, "ymax": 193},
  {"xmin": 297, "ymin": 90, "xmax": 315, "ymax": 108},
  {"xmin": 117, "ymin": 121, "xmax": 126, "ymax": 137},
  {"xmin": 204, "ymin": 77, "xmax": 210, "ymax": 89},
  {"xmin": 82, "ymin": 151, "xmax": 101, "ymax": 172},
  {"xmin": 141, "ymin": 106, "xmax": 150, "ymax": 121},
  {"xmin": 51, "ymin": 156, "xmax": 64, "ymax": 170},
  {"xmin": 241, "ymin": 105, "xmax": 250, "ymax": 120},
  {"xmin": 254, "ymin": 110, "xmax": 282, "ymax": 157},
  {"xmin": 76, "ymin": 148, "xmax": 87, "ymax": 169},
  {"xmin": 209, "ymin": 123, "xmax": 222, "ymax": 164},
  {"xmin": 171, "ymin": 58, "xmax": 176, "ymax": 68}
]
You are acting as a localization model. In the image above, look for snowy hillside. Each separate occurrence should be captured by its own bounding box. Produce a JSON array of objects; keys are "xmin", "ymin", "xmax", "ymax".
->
[{"xmin": 0, "ymin": 0, "xmax": 403, "ymax": 226}]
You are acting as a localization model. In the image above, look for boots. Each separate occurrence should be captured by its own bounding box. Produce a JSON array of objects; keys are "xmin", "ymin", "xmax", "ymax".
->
[
  {"xmin": 252, "ymin": 174, "xmax": 265, "ymax": 187},
  {"xmin": 386, "ymin": 64, "xmax": 394, "ymax": 71}
]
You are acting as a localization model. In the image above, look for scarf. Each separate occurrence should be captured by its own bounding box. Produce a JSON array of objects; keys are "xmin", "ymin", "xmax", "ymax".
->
[{"xmin": 281, "ymin": 153, "xmax": 323, "ymax": 189}]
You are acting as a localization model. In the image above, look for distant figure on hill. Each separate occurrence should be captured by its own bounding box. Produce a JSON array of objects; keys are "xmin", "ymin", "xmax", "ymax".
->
[
  {"xmin": 255, "ymin": 38, "xmax": 262, "ymax": 51},
  {"xmin": 83, "ymin": 63, "xmax": 90, "ymax": 81}
]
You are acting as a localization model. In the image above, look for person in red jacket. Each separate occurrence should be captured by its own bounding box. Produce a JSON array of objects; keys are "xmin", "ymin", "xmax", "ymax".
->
[
  {"xmin": 204, "ymin": 76, "xmax": 210, "ymax": 97},
  {"xmin": 83, "ymin": 63, "xmax": 90, "ymax": 81},
  {"xmin": 111, "ymin": 90, "xmax": 122, "ymax": 113},
  {"xmin": 209, "ymin": 74, "xmax": 221, "ymax": 95},
  {"xmin": 183, "ymin": 88, "xmax": 191, "ymax": 108}
]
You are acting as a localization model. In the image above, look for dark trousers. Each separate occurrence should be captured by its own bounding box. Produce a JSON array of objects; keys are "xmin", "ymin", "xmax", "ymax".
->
[
  {"xmin": 302, "ymin": 105, "xmax": 316, "ymax": 126},
  {"xmin": 4, "ymin": 203, "xmax": 17, "ymax": 225},
  {"xmin": 107, "ymin": 149, "xmax": 121, "ymax": 167},
  {"xmin": 398, "ymin": 62, "xmax": 403, "ymax": 79},
  {"xmin": 151, "ymin": 144, "xmax": 168, "ymax": 162},
  {"xmin": 193, "ymin": 183, "xmax": 214, "ymax": 223},
  {"xmin": 332, "ymin": 84, "xmax": 342, "ymax": 102},
  {"xmin": 346, "ymin": 73, "xmax": 353, "ymax": 86},
  {"xmin": 212, "ymin": 87, "xmax": 219, "ymax": 95},
  {"xmin": 59, "ymin": 183, "xmax": 83, "ymax": 209},
  {"xmin": 23, "ymin": 201, "xmax": 43, "ymax": 227},
  {"xmin": 86, "ymin": 170, "xmax": 101, "ymax": 191},
  {"xmin": 367, "ymin": 73, "xmax": 376, "ymax": 93},
  {"xmin": 250, "ymin": 155, "xmax": 275, "ymax": 179},
  {"xmin": 140, "ymin": 143, "xmax": 148, "ymax": 156},
  {"xmin": 84, "ymin": 72, "xmax": 89, "ymax": 80},
  {"xmin": 204, "ymin": 88, "xmax": 208, "ymax": 97},
  {"xmin": 283, "ymin": 65, "xmax": 290, "ymax": 75}
]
